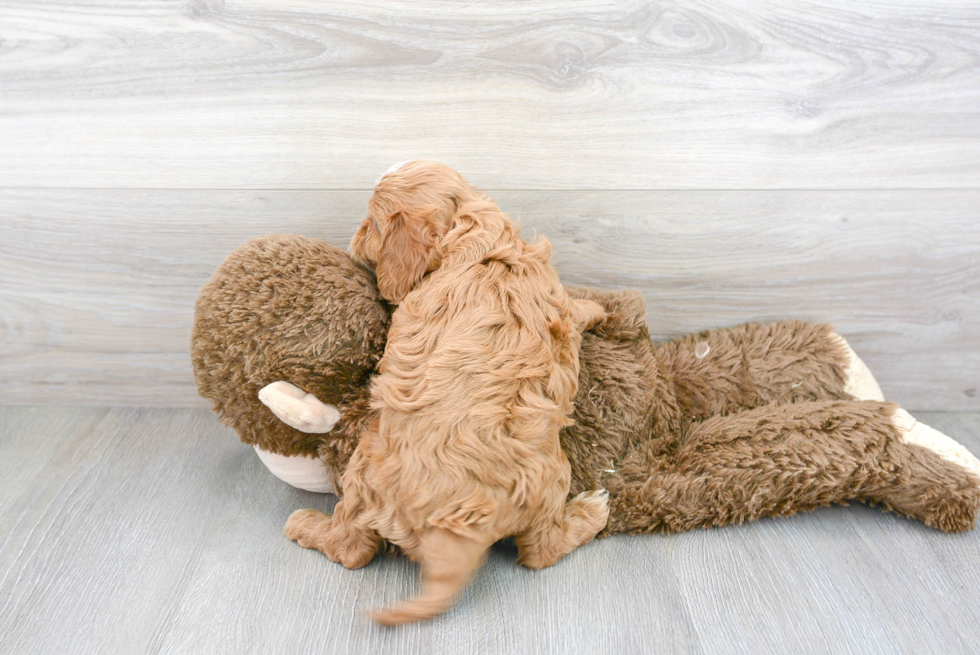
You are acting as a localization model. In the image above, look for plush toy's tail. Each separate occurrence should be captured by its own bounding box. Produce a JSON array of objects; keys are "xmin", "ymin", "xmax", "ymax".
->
[{"xmin": 370, "ymin": 528, "xmax": 488, "ymax": 625}]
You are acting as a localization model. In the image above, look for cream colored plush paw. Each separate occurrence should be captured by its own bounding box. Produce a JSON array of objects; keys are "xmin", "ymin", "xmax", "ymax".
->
[
  {"xmin": 258, "ymin": 380, "xmax": 340, "ymax": 433},
  {"xmin": 892, "ymin": 409, "xmax": 980, "ymax": 479},
  {"xmin": 253, "ymin": 446, "xmax": 334, "ymax": 494},
  {"xmin": 831, "ymin": 334, "xmax": 885, "ymax": 401}
]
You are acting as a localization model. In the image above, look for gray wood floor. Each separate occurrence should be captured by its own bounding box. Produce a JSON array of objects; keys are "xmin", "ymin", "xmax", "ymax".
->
[{"xmin": 2, "ymin": 406, "xmax": 979, "ymax": 655}]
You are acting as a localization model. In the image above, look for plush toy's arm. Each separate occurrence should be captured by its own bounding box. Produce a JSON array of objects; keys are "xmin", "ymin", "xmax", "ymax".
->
[
  {"xmin": 258, "ymin": 381, "xmax": 341, "ymax": 433},
  {"xmin": 655, "ymin": 320, "xmax": 883, "ymax": 423}
]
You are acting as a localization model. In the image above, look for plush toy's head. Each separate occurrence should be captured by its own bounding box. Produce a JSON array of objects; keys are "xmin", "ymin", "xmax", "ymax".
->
[{"xmin": 191, "ymin": 234, "xmax": 390, "ymax": 457}]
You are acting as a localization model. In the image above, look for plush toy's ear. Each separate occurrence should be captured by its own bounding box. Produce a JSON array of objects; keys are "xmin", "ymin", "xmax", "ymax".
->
[{"xmin": 376, "ymin": 209, "xmax": 441, "ymax": 304}]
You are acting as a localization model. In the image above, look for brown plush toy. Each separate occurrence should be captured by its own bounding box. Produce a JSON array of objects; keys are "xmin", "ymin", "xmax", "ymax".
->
[{"xmin": 192, "ymin": 234, "xmax": 980, "ymax": 538}]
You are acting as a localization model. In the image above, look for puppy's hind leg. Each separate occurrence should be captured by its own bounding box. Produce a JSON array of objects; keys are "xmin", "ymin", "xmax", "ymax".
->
[
  {"xmin": 516, "ymin": 489, "xmax": 610, "ymax": 570},
  {"xmin": 285, "ymin": 499, "xmax": 381, "ymax": 569},
  {"xmin": 285, "ymin": 443, "xmax": 383, "ymax": 568}
]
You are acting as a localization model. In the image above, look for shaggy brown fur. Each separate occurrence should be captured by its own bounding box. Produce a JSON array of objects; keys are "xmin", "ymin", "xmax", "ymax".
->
[
  {"xmin": 657, "ymin": 320, "xmax": 853, "ymax": 424},
  {"xmin": 284, "ymin": 161, "xmax": 609, "ymax": 624},
  {"xmin": 564, "ymin": 293, "xmax": 979, "ymax": 534},
  {"xmin": 609, "ymin": 399, "xmax": 980, "ymax": 534},
  {"xmin": 191, "ymin": 233, "xmax": 980, "ymax": 614}
]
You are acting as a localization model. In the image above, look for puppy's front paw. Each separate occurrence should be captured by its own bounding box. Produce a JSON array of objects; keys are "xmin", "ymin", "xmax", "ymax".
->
[
  {"xmin": 571, "ymin": 299, "xmax": 607, "ymax": 332},
  {"xmin": 284, "ymin": 508, "xmax": 331, "ymax": 550},
  {"xmin": 569, "ymin": 489, "xmax": 610, "ymax": 531}
]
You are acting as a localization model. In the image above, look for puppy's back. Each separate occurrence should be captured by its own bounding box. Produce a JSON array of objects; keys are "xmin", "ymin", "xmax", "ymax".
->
[{"xmin": 371, "ymin": 218, "xmax": 580, "ymax": 526}]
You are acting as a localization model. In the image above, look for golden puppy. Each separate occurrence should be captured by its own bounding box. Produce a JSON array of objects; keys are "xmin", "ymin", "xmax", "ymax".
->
[{"xmin": 284, "ymin": 161, "xmax": 609, "ymax": 624}]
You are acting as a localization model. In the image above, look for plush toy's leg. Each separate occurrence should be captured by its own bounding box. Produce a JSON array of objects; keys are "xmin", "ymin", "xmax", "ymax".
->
[
  {"xmin": 829, "ymin": 334, "xmax": 884, "ymax": 401},
  {"xmin": 258, "ymin": 380, "xmax": 340, "ymax": 433},
  {"xmin": 608, "ymin": 400, "xmax": 980, "ymax": 535},
  {"xmin": 891, "ymin": 409, "xmax": 980, "ymax": 477},
  {"xmin": 877, "ymin": 409, "xmax": 980, "ymax": 532},
  {"xmin": 656, "ymin": 321, "xmax": 883, "ymax": 421},
  {"xmin": 284, "ymin": 447, "xmax": 380, "ymax": 568},
  {"xmin": 516, "ymin": 489, "xmax": 610, "ymax": 569}
]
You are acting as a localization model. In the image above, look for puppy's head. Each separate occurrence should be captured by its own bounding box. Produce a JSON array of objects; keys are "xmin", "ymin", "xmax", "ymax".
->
[{"xmin": 350, "ymin": 160, "xmax": 480, "ymax": 303}]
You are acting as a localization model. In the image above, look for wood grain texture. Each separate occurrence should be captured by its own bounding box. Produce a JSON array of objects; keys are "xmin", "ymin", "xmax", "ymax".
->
[
  {"xmin": 0, "ymin": 408, "xmax": 250, "ymax": 655},
  {"xmin": 1, "ymin": 188, "xmax": 978, "ymax": 409},
  {"xmin": 154, "ymin": 456, "xmax": 705, "ymax": 655},
  {"xmin": 1, "ymin": 0, "xmax": 979, "ymax": 188},
  {"xmin": 0, "ymin": 407, "xmax": 978, "ymax": 654},
  {"xmin": 0, "ymin": 407, "xmax": 95, "ymax": 574}
]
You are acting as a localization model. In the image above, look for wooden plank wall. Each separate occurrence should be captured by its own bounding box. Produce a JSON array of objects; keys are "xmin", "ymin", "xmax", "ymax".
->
[{"xmin": 1, "ymin": 1, "xmax": 978, "ymax": 409}]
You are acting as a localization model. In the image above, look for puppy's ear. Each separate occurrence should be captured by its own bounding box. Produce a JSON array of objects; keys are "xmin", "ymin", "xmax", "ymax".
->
[{"xmin": 376, "ymin": 210, "xmax": 440, "ymax": 304}]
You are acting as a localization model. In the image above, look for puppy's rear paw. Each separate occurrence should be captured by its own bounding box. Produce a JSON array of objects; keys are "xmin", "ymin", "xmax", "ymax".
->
[{"xmin": 285, "ymin": 508, "xmax": 331, "ymax": 549}]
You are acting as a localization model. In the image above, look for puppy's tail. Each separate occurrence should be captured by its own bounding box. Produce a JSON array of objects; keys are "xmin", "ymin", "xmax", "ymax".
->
[{"xmin": 370, "ymin": 528, "xmax": 488, "ymax": 625}]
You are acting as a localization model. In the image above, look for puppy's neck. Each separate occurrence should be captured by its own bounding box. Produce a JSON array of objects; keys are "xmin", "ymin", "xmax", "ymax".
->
[{"xmin": 438, "ymin": 199, "xmax": 521, "ymax": 268}]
